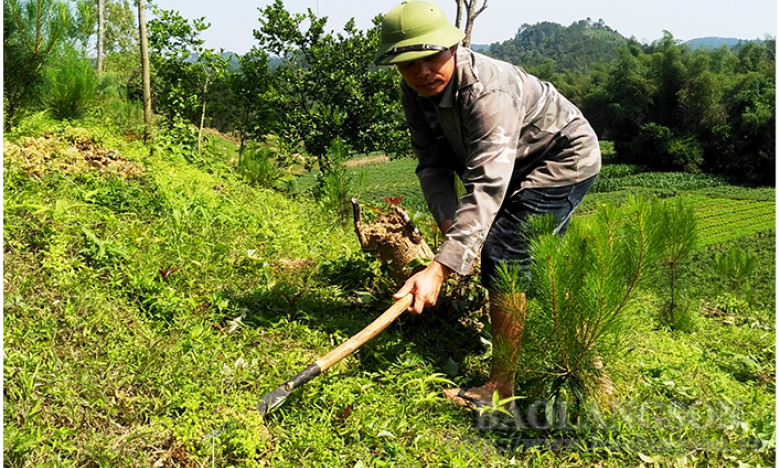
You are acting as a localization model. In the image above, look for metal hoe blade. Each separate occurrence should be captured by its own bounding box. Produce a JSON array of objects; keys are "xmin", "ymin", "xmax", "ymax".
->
[
  {"xmin": 257, "ymin": 383, "xmax": 294, "ymax": 416},
  {"xmin": 256, "ymin": 295, "xmax": 411, "ymax": 416},
  {"xmin": 258, "ymin": 363, "xmax": 322, "ymax": 416}
]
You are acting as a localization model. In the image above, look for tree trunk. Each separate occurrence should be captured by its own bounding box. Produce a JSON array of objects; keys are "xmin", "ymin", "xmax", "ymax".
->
[
  {"xmin": 352, "ymin": 199, "xmax": 434, "ymax": 285},
  {"xmin": 96, "ymin": 0, "xmax": 104, "ymax": 74},
  {"xmin": 453, "ymin": 0, "xmax": 464, "ymax": 29},
  {"xmin": 197, "ymin": 73, "xmax": 209, "ymax": 155},
  {"xmin": 137, "ymin": 0, "xmax": 153, "ymax": 141},
  {"xmin": 461, "ymin": 0, "xmax": 488, "ymax": 49}
]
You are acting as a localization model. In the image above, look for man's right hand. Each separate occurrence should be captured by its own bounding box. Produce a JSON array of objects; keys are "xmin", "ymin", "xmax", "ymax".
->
[{"xmin": 393, "ymin": 259, "xmax": 452, "ymax": 314}]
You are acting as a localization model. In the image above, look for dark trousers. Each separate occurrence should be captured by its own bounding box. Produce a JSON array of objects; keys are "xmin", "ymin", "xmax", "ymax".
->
[{"xmin": 481, "ymin": 175, "xmax": 597, "ymax": 290}]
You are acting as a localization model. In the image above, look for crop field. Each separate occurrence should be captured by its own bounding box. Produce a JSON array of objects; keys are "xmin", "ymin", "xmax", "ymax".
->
[
  {"xmin": 334, "ymin": 158, "xmax": 776, "ymax": 247},
  {"xmin": 4, "ymin": 130, "xmax": 776, "ymax": 468},
  {"xmin": 691, "ymin": 196, "xmax": 776, "ymax": 246}
]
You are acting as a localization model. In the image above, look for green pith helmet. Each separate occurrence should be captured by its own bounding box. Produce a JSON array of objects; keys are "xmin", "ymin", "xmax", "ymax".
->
[{"xmin": 373, "ymin": 0, "xmax": 465, "ymax": 66}]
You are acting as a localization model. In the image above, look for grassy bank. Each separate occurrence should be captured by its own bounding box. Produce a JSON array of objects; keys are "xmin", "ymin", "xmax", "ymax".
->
[{"xmin": 4, "ymin": 119, "xmax": 775, "ymax": 467}]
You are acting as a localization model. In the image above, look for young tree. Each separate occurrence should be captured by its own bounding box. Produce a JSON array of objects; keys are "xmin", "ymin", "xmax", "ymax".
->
[
  {"xmin": 494, "ymin": 198, "xmax": 667, "ymax": 408},
  {"xmin": 254, "ymin": 1, "xmax": 409, "ymax": 166},
  {"xmin": 3, "ymin": 0, "xmax": 72, "ymax": 127},
  {"xmin": 194, "ymin": 49, "xmax": 229, "ymax": 155},
  {"xmin": 231, "ymin": 47, "xmax": 274, "ymax": 149},
  {"xmin": 147, "ymin": 10, "xmax": 210, "ymax": 123}
]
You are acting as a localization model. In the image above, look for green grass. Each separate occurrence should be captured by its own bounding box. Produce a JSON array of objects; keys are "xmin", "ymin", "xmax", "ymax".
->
[{"xmin": 4, "ymin": 125, "xmax": 776, "ymax": 467}]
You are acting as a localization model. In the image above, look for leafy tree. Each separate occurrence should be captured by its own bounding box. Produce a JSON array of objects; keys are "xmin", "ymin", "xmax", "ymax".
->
[
  {"xmin": 647, "ymin": 32, "xmax": 689, "ymax": 130},
  {"xmin": 717, "ymin": 70, "xmax": 775, "ymax": 184},
  {"xmin": 598, "ymin": 42, "xmax": 656, "ymax": 147},
  {"xmin": 147, "ymin": 7, "xmax": 228, "ymax": 150},
  {"xmin": 253, "ymin": 0, "xmax": 409, "ymax": 166},
  {"xmin": 230, "ymin": 47, "xmax": 275, "ymax": 149}
]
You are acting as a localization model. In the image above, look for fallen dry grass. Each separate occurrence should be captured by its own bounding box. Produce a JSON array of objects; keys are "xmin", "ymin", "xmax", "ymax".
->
[{"xmin": 4, "ymin": 132, "xmax": 145, "ymax": 179}]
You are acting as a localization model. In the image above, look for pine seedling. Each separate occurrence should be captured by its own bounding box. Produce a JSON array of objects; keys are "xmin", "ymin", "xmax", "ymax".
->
[
  {"xmin": 655, "ymin": 198, "xmax": 699, "ymax": 330},
  {"xmin": 317, "ymin": 138, "xmax": 354, "ymax": 225},
  {"xmin": 495, "ymin": 199, "xmax": 665, "ymax": 410},
  {"xmin": 714, "ymin": 245, "xmax": 758, "ymax": 300}
]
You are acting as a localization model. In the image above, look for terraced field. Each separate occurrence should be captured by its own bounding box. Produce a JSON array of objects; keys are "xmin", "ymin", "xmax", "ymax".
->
[
  {"xmin": 691, "ymin": 195, "xmax": 776, "ymax": 246},
  {"xmin": 336, "ymin": 158, "xmax": 775, "ymax": 248}
]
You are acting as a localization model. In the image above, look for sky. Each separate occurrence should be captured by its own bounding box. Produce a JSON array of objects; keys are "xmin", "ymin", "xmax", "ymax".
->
[{"xmin": 155, "ymin": 0, "xmax": 777, "ymax": 55}]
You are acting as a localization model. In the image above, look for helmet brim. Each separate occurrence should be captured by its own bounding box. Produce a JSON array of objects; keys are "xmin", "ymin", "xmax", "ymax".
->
[{"xmin": 373, "ymin": 27, "xmax": 464, "ymax": 66}]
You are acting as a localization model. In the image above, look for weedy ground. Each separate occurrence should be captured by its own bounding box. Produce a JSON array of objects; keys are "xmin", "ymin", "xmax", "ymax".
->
[{"xmin": 4, "ymin": 115, "xmax": 775, "ymax": 467}]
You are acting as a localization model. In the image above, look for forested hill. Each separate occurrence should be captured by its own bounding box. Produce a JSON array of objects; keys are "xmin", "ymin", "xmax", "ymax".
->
[
  {"xmin": 481, "ymin": 20, "xmax": 768, "ymax": 73},
  {"xmin": 484, "ymin": 19, "xmax": 628, "ymax": 72}
]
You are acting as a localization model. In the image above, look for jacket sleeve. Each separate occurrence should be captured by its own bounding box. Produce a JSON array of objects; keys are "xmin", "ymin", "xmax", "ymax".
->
[
  {"xmin": 401, "ymin": 86, "xmax": 459, "ymax": 228},
  {"xmin": 434, "ymin": 90, "xmax": 525, "ymax": 276}
]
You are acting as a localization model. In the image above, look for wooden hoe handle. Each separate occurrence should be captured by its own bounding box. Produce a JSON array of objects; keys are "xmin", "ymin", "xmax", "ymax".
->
[
  {"xmin": 258, "ymin": 294, "xmax": 413, "ymax": 416},
  {"xmin": 315, "ymin": 294, "xmax": 412, "ymax": 372}
]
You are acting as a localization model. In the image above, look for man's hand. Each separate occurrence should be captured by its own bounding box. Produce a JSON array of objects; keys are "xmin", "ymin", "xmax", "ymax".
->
[{"xmin": 393, "ymin": 259, "xmax": 452, "ymax": 314}]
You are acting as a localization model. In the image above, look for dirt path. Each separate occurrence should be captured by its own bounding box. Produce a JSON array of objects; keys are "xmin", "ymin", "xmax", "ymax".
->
[{"xmin": 343, "ymin": 155, "xmax": 390, "ymax": 167}]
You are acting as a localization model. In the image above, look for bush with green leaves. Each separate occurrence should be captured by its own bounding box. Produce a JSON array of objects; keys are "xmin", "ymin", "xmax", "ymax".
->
[{"xmin": 253, "ymin": 0, "xmax": 411, "ymax": 165}]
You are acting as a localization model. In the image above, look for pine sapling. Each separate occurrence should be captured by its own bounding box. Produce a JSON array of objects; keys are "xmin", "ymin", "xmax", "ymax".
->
[
  {"xmin": 655, "ymin": 198, "xmax": 699, "ymax": 330},
  {"xmin": 494, "ymin": 198, "xmax": 665, "ymax": 411},
  {"xmin": 714, "ymin": 245, "xmax": 758, "ymax": 300}
]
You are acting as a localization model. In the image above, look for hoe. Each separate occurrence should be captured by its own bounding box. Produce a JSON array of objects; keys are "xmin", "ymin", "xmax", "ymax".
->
[{"xmin": 257, "ymin": 294, "xmax": 413, "ymax": 416}]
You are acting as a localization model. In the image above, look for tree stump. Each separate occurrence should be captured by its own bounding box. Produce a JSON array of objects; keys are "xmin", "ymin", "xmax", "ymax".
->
[{"xmin": 352, "ymin": 198, "xmax": 434, "ymax": 285}]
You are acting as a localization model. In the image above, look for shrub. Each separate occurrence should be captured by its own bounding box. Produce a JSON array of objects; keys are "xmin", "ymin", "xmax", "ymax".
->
[{"xmin": 238, "ymin": 143, "xmax": 279, "ymax": 188}]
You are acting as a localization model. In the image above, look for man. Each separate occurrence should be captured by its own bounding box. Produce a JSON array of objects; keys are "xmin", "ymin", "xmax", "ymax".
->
[{"xmin": 374, "ymin": 1, "xmax": 601, "ymax": 409}]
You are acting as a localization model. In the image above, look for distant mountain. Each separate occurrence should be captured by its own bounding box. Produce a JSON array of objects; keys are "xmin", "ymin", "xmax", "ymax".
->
[
  {"xmin": 222, "ymin": 52, "xmax": 241, "ymax": 72},
  {"xmin": 684, "ymin": 37, "xmax": 759, "ymax": 50}
]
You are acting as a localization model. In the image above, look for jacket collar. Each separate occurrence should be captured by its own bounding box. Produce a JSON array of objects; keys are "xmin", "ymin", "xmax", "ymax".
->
[{"xmin": 437, "ymin": 47, "xmax": 478, "ymax": 108}]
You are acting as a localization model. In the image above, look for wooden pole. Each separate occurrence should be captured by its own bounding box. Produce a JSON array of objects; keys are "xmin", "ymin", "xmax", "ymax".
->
[{"xmin": 138, "ymin": 0, "xmax": 153, "ymax": 141}]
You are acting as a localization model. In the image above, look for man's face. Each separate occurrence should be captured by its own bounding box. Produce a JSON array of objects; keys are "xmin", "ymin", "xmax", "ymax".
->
[{"xmin": 395, "ymin": 47, "xmax": 456, "ymax": 97}]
